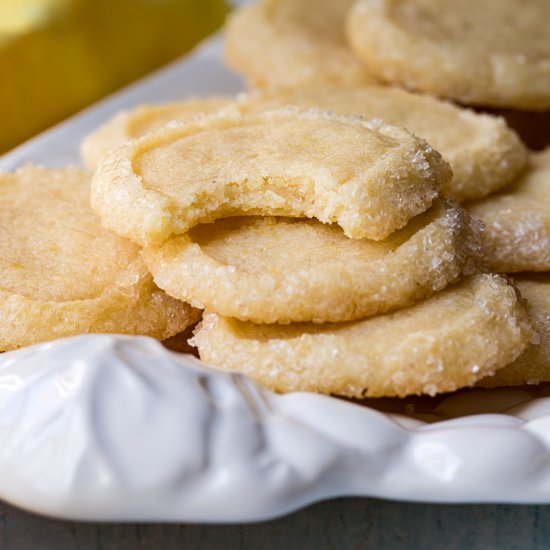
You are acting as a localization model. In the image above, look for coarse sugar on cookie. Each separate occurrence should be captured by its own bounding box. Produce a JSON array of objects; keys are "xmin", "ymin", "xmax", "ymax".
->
[
  {"xmin": 224, "ymin": 0, "xmax": 373, "ymax": 88},
  {"xmin": 192, "ymin": 274, "xmax": 533, "ymax": 398},
  {"xmin": 81, "ymin": 96, "xmax": 230, "ymax": 171},
  {"xmin": 0, "ymin": 166, "xmax": 200, "ymax": 351},
  {"xmin": 468, "ymin": 148, "xmax": 550, "ymax": 273},
  {"xmin": 347, "ymin": 0, "xmax": 550, "ymax": 110},
  {"xmin": 91, "ymin": 108, "xmax": 450, "ymax": 246},
  {"xmin": 478, "ymin": 274, "xmax": 550, "ymax": 388},
  {"xmin": 143, "ymin": 200, "xmax": 480, "ymax": 324}
]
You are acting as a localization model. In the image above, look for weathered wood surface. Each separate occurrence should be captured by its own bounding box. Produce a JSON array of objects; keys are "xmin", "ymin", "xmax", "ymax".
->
[{"xmin": 1, "ymin": 498, "xmax": 549, "ymax": 549}]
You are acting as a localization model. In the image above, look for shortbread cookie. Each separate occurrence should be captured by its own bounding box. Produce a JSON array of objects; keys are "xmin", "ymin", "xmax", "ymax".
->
[
  {"xmin": 479, "ymin": 275, "xmax": 550, "ymax": 388},
  {"xmin": 347, "ymin": 0, "xmax": 550, "ymax": 110},
  {"xmin": 468, "ymin": 149, "xmax": 550, "ymax": 272},
  {"xmin": 83, "ymin": 87, "xmax": 527, "ymax": 200},
  {"xmin": 92, "ymin": 108, "xmax": 450, "ymax": 246},
  {"xmin": 224, "ymin": 0, "xmax": 372, "ymax": 88},
  {"xmin": 0, "ymin": 166, "xmax": 200, "ymax": 351},
  {"xmin": 81, "ymin": 97, "xmax": 229, "ymax": 171},
  {"xmin": 192, "ymin": 274, "xmax": 533, "ymax": 398},
  {"xmin": 144, "ymin": 200, "xmax": 480, "ymax": 324}
]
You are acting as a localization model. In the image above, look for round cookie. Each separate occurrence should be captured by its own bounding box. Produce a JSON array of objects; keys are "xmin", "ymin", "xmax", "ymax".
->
[
  {"xmin": 81, "ymin": 97, "xmax": 229, "ymax": 171},
  {"xmin": 478, "ymin": 274, "xmax": 550, "ymax": 388},
  {"xmin": 144, "ymin": 200, "xmax": 480, "ymax": 324},
  {"xmin": 224, "ymin": 0, "xmax": 373, "ymax": 88},
  {"xmin": 347, "ymin": 0, "xmax": 550, "ymax": 110},
  {"xmin": 82, "ymin": 87, "xmax": 527, "ymax": 201},
  {"xmin": 468, "ymin": 148, "xmax": 550, "ymax": 273},
  {"xmin": 91, "ymin": 108, "xmax": 450, "ymax": 246},
  {"xmin": 0, "ymin": 166, "xmax": 200, "ymax": 351},
  {"xmin": 192, "ymin": 274, "xmax": 533, "ymax": 398}
]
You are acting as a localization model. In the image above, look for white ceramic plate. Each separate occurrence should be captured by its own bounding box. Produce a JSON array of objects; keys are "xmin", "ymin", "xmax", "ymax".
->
[{"xmin": 2, "ymin": 35, "xmax": 550, "ymax": 523}]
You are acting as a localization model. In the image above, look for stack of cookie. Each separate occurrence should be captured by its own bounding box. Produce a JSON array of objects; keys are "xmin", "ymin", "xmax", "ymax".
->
[
  {"xmin": 2, "ymin": 0, "xmax": 549, "ymax": 399},
  {"xmin": 470, "ymin": 151, "xmax": 550, "ymax": 389},
  {"xmin": 0, "ymin": 166, "xmax": 201, "ymax": 350},
  {"xmin": 84, "ymin": 100, "xmax": 532, "ymax": 398}
]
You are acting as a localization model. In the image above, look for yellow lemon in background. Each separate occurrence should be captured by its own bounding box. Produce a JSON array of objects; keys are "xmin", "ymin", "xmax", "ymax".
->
[
  {"xmin": 0, "ymin": 0, "xmax": 72, "ymax": 33},
  {"xmin": 0, "ymin": 0, "xmax": 228, "ymax": 153}
]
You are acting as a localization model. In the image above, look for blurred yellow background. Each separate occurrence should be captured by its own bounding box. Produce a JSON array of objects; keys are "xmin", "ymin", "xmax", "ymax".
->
[{"xmin": 0, "ymin": 0, "xmax": 228, "ymax": 153}]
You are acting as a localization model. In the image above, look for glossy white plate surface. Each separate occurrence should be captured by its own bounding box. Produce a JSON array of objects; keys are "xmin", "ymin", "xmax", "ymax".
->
[{"xmin": 1, "ymin": 35, "xmax": 550, "ymax": 522}]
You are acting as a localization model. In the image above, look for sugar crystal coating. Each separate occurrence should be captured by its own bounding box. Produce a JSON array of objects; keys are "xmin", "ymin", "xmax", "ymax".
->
[
  {"xmin": 0, "ymin": 166, "xmax": 200, "ymax": 351},
  {"xmin": 192, "ymin": 275, "xmax": 533, "ymax": 398},
  {"xmin": 144, "ymin": 200, "xmax": 480, "ymax": 324},
  {"xmin": 91, "ymin": 108, "xmax": 450, "ymax": 246},
  {"xmin": 468, "ymin": 148, "xmax": 550, "ymax": 272},
  {"xmin": 478, "ymin": 274, "xmax": 550, "ymax": 388},
  {"xmin": 347, "ymin": 0, "xmax": 550, "ymax": 110}
]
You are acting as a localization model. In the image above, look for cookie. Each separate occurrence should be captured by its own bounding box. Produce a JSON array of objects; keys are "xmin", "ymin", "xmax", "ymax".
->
[
  {"xmin": 82, "ymin": 87, "xmax": 527, "ymax": 201},
  {"xmin": 192, "ymin": 274, "xmax": 533, "ymax": 398},
  {"xmin": 0, "ymin": 166, "xmax": 200, "ymax": 351},
  {"xmin": 347, "ymin": 0, "xmax": 550, "ymax": 110},
  {"xmin": 144, "ymin": 200, "xmax": 480, "ymax": 324},
  {"xmin": 468, "ymin": 148, "xmax": 550, "ymax": 273},
  {"xmin": 224, "ymin": 0, "xmax": 372, "ymax": 88},
  {"xmin": 478, "ymin": 275, "xmax": 550, "ymax": 388},
  {"xmin": 81, "ymin": 97, "xmax": 229, "ymax": 171},
  {"xmin": 91, "ymin": 108, "xmax": 450, "ymax": 246}
]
